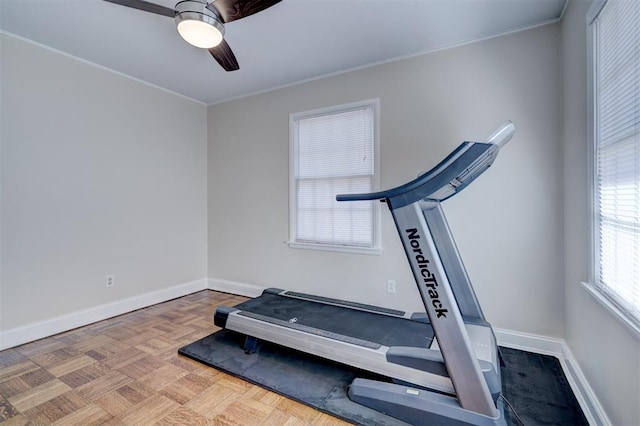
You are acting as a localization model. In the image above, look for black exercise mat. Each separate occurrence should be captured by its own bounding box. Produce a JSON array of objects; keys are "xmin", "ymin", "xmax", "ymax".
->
[{"xmin": 178, "ymin": 330, "xmax": 588, "ymax": 425}]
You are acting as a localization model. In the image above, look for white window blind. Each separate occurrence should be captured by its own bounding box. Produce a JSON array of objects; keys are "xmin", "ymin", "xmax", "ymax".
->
[
  {"xmin": 290, "ymin": 101, "xmax": 379, "ymax": 252},
  {"xmin": 593, "ymin": 0, "xmax": 640, "ymax": 325}
]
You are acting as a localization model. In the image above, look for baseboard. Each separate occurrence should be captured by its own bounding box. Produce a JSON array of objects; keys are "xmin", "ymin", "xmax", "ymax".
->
[
  {"xmin": 560, "ymin": 342, "xmax": 611, "ymax": 426},
  {"xmin": 207, "ymin": 278, "xmax": 265, "ymax": 298},
  {"xmin": 495, "ymin": 328, "xmax": 609, "ymax": 426},
  {"xmin": 0, "ymin": 278, "xmax": 208, "ymax": 351},
  {"xmin": 494, "ymin": 327, "xmax": 566, "ymax": 356}
]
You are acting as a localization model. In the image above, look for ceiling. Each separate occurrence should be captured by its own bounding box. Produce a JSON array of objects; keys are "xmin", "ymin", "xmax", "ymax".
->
[{"xmin": 0, "ymin": 0, "xmax": 566, "ymax": 105}]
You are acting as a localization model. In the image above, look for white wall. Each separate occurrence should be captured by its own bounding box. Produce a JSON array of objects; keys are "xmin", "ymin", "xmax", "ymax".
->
[
  {"xmin": 0, "ymin": 34, "xmax": 208, "ymax": 334},
  {"xmin": 561, "ymin": 1, "xmax": 640, "ymax": 425},
  {"xmin": 208, "ymin": 24, "xmax": 564, "ymax": 337},
  {"xmin": 3, "ymin": 9, "xmax": 636, "ymax": 421}
]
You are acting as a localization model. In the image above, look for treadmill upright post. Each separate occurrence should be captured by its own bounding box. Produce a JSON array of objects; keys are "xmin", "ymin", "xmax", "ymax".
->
[
  {"xmin": 391, "ymin": 200, "xmax": 498, "ymax": 418},
  {"xmin": 422, "ymin": 203, "xmax": 487, "ymax": 321}
]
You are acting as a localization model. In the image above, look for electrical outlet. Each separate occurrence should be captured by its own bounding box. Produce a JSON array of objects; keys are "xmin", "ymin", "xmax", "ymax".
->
[
  {"xmin": 106, "ymin": 275, "xmax": 114, "ymax": 288},
  {"xmin": 386, "ymin": 279, "xmax": 396, "ymax": 294}
]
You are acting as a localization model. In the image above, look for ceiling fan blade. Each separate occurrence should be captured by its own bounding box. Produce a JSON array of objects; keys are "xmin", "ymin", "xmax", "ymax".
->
[
  {"xmin": 206, "ymin": 0, "xmax": 281, "ymax": 23},
  {"xmin": 208, "ymin": 40, "xmax": 240, "ymax": 71},
  {"xmin": 103, "ymin": 0, "xmax": 175, "ymax": 18}
]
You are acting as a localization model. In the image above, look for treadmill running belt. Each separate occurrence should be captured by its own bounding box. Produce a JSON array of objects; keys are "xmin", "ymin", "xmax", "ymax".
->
[{"xmin": 232, "ymin": 293, "xmax": 435, "ymax": 348}]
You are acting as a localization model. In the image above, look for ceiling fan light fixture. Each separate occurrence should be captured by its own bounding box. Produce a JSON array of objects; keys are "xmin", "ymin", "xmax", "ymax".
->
[{"xmin": 175, "ymin": 0, "xmax": 224, "ymax": 49}]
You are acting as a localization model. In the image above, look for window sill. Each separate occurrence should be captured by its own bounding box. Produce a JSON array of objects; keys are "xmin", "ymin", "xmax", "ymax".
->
[
  {"xmin": 288, "ymin": 241, "xmax": 382, "ymax": 256},
  {"xmin": 580, "ymin": 281, "xmax": 640, "ymax": 341}
]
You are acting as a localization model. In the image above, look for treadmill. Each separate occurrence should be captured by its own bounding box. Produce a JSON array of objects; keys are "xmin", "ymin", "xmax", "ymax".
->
[{"xmin": 214, "ymin": 122, "xmax": 515, "ymax": 426}]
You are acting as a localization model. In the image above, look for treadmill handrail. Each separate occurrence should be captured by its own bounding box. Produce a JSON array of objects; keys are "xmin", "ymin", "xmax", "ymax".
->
[
  {"xmin": 336, "ymin": 121, "xmax": 514, "ymax": 208},
  {"xmin": 337, "ymin": 141, "xmax": 492, "ymax": 205}
]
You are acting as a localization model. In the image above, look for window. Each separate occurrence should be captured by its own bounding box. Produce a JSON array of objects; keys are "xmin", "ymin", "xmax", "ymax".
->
[
  {"xmin": 589, "ymin": 0, "xmax": 640, "ymax": 327},
  {"xmin": 289, "ymin": 99, "xmax": 380, "ymax": 254}
]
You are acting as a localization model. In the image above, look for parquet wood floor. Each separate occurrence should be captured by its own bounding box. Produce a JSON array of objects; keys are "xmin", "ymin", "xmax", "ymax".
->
[{"xmin": 0, "ymin": 290, "xmax": 350, "ymax": 425}]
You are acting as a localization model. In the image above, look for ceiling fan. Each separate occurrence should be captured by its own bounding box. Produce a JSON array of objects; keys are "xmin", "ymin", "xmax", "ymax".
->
[{"xmin": 103, "ymin": 0, "xmax": 282, "ymax": 71}]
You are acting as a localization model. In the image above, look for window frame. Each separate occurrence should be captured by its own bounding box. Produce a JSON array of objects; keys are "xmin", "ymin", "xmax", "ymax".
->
[
  {"xmin": 586, "ymin": 0, "xmax": 640, "ymax": 338},
  {"xmin": 288, "ymin": 99, "xmax": 381, "ymax": 255}
]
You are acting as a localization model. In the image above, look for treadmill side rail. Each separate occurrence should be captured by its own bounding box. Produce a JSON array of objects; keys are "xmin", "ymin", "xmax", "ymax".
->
[
  {"xmin": 386, "ymin": 346, "xmax": 449, "ymax": 376},
  {"xmin": 224, "ymin": 310, "xmax": 456, "ymax": 394}
]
